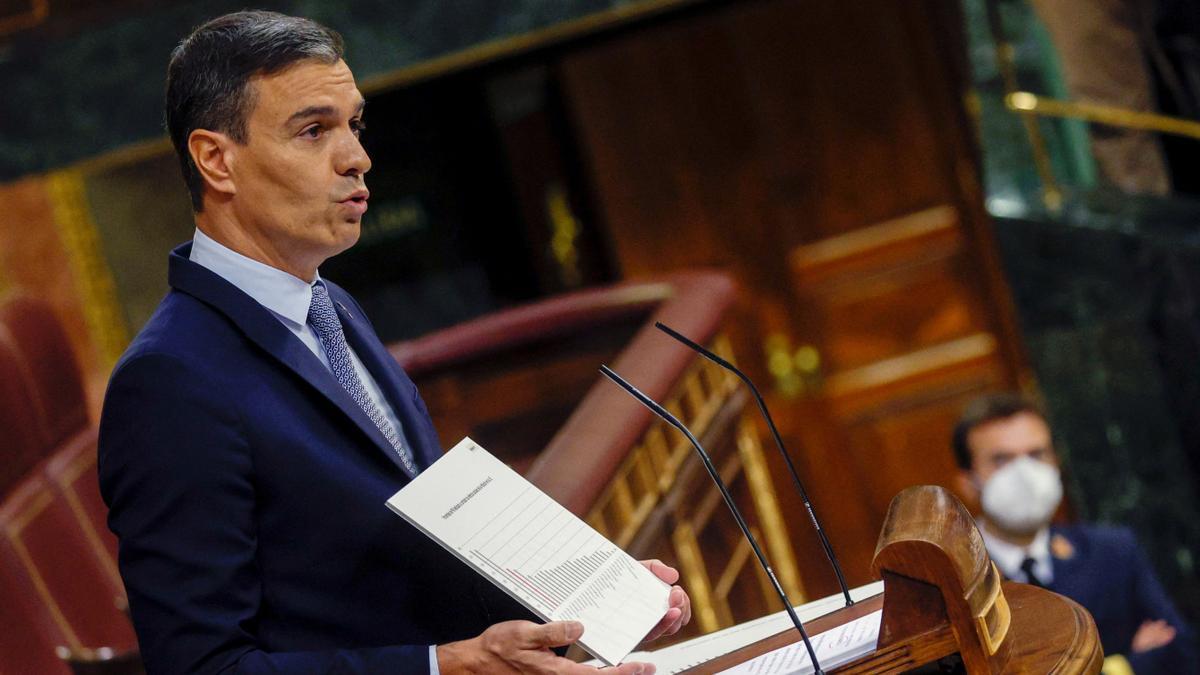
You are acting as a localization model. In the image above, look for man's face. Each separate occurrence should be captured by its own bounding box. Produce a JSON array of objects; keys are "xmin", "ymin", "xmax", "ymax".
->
[
  {"xmin": 226, "ymin": 58, "xmax": 370, "ymax": 279},
  {"xmin": 966, "ymin": 411, "xmax": 1058, "ymax": 486}
]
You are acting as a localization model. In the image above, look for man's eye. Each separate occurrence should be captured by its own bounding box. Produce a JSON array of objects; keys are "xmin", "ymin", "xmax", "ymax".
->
[
  {"xmin": 351, "ymin": 120, "xmax": 367, "ymax": 137},
  {"xmin": 301, "ymin": 125, "xmax": 323, "ymax": 139}
]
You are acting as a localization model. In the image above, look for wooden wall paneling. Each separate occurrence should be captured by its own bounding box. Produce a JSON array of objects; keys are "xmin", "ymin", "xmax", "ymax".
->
[
  {"xmin": 789, "ymin": 206, "xmax": 987, "ymax": 373},
  {"xmin": 557, "ymin": 0, "xmax": 1028, "ymax": 598},
  {"xmin": 487, "ymin": 66, "xmax": 614, "ymax": 293},
  {"xmin": 893, "ymin": 0, "xmax": 1032, "ymax": 380},
  {"xmin": 788, "ymin": 203, "xmax": 1016, "ymax": 578},
  {"xmin": 556, "ymin": 0, "xmax": 992, "ymax": 413},
  {"xmin": 760, "ymin": 393, "xmax": 882, "ymax": 600},
  {"xmin": 825, "ymin": 336, "xmax": 1009, "ymax": 525}
]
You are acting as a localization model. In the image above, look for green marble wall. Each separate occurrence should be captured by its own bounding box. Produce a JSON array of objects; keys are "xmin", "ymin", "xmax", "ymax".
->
[
  {"xmin": 959, "ymin": 0, "xmax": 1098, "ymax": 202},
  {"xmin": 992, "ymin": 199, "xmax": 1200, "ymax": 620},
  {"xmin": 962, "ymin": 0, "xmax": 1200, "ymax": 623},
  {"xmin": 0, "ymin": 0, "xmax": 653, "ymax": 181}
]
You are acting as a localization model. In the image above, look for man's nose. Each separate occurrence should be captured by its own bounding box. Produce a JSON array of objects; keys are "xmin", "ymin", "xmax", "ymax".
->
[{"xmin": 336, "ymin": 130, "xmax": 372, "ymax": 177}]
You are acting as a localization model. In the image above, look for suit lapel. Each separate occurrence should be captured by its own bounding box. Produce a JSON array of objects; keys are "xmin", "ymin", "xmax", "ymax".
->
[
  {"xmin": 1047, "ymin": 525, "xmax": 1082, "ymax": 591},
  {"xmin": 168, "ymin": 246, "xmax": 415, "ymax": 478}
]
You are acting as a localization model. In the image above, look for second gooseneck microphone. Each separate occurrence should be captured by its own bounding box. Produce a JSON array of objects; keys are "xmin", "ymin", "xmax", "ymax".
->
[
  {"xmin": 654, "ymin": 321, "xmax": 853, "ymax": 607},
  {"xmin": 600, "ymin": 365, "xmax": 824, "ymax": 674}
]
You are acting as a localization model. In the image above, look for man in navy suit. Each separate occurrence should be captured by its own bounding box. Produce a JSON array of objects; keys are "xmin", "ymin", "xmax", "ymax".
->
[
  {"xmin": 953, "ymin": 393, "xmax": 1197, "ymax": 674},
  {"xmin": 98, "ymin": 11, "xmax": 688, "ymax": 674}
]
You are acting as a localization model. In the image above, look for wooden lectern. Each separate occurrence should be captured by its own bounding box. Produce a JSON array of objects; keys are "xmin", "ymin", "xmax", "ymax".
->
[{"xmin": 693, "ymin": 486, "xmax": 1103, "ymax": 674}]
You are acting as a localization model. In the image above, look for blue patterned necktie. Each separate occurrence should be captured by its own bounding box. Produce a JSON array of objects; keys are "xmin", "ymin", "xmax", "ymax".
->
[{"xmin": 308, "ymin": 282, "xmax": 417, "ymax": 476}]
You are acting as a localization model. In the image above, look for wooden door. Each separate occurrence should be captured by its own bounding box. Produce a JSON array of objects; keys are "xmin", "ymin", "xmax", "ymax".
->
[{"xmin": 556, "ymin": 0, "xmax": 1029, "ymax": 596}]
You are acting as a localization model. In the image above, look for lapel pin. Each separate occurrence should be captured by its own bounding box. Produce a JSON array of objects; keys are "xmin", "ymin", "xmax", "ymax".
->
[
  {"xmin": 1051, "ymin": 533, "xmax": 1075, "ymax": 560},
  {"xmin": 336, "ymin": 301, "xmax": 354, "ymax": 320}
]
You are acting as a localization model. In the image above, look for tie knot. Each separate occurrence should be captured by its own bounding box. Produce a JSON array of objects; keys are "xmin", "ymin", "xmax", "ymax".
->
[
  {"xmin": 1019, "ymin": 556, "xmax": 1045, "ymax": 587},
  {"xmin": 308, "ymin": 282, "xmax": 340, "ymax": 335}
]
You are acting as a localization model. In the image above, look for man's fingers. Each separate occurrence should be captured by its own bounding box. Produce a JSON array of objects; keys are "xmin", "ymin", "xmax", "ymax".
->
[
  {"xmin": 641, "ymin": 559, "xmax": 680, "ymax": 585},
  {"xmin": 643, "ymin": 607, "xmax": 681, "ymax": 641},
  {"xmin": 1152, "ymin": 624, "xmax": 1176, "ymax": 642},
  {"xmin": 669, "ymin": 586, "xmax": 687, "ymax": 610},
  {"xmin": 526, "ymin": 620, "xmax": 585, "ymax": 649},
  {"xmin": 646, "ymin": 603, "xmax": 689, "ymax": 642},
  {"xmin": 602, "ymin": 662, "xmax": 655, "ymax": 675},
  {"xmin": 640, "ymin": 585, "xmax": 692, "ymax": 644},
  {"xmin": 527, "ymin": 654, "xmax": 611, "ymax": 675},
  {"xmin": 670, "ymin": 586, "xmax": 691, "ymax": 627},
  {"xmin": 662, "ymin": 608, "xmax": 685, "ymax": 637},
  {"xmin": 1131, "ymin": 620, "xmax": 1177, "ymax": 653}
]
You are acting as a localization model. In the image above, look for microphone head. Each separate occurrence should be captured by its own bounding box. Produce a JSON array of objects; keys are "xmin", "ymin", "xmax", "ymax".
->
[{"xmin": 600, "ymin": 365, "xmax": 675, "ymax": 424}]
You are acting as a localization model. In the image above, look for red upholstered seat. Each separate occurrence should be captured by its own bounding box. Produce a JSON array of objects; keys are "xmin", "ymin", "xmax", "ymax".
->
[
  {"xmin": 0, "ymin": 470, "xmax": 137, "ymax": 665},
  {"xmin": 0, "ymin": 558, "xmax": 66, "ymax": 673},
  {"xmin": 44, "ymin": 428, "xmax": 121, "ymax": 571},
  {"xmin": 0, "ymin": 295, "xmax": 89, "ymax": 450},
  {"xmin": 0, "ymin": 296, "xmax": 119, "ymax": 564},
  {"xmin": 0, "ymin": 295, "xmax": 137, "ymax": 670},
  {"xmin": 0, "ymin": 328, "xmax": 46, "ymax": 494}
]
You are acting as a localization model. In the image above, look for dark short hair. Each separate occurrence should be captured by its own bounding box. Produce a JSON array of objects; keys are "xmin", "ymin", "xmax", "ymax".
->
[
  {"xmin": 951, "ymin": 392, "xmax": 1048, "ymax": 470},
  {"xmin": 165, "ymin": 11, "xmax": 344, "ymax": 211}
]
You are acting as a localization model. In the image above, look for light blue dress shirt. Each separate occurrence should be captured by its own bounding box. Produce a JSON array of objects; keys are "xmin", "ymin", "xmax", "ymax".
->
[{"xmin": 188, "ymin": 229, "xmax": 440, "ymax": 673}]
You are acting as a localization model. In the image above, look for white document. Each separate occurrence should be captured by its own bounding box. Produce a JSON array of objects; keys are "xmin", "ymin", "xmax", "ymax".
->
[
  {"xmin": 715, "ymin": 610, "xmax": 881, "ymax": 675},
  {"xmin": 587, "ymin": 581, "xmax": 884, "ymax": 674},
  {"xmin": 386, "ymin": 437, "xmax": 671, "ymax": 666}
]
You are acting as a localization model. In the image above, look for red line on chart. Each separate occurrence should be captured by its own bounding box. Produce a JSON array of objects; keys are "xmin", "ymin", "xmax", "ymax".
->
[{"xmin": 508, "ymin": 568, "xmax": 558, "ymax": 608}]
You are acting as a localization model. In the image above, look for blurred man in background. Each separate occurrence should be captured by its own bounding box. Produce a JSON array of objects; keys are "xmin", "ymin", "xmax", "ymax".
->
[{"xmin": 954, "ymin": 393, "xmax": 1197, "ymax": 674}]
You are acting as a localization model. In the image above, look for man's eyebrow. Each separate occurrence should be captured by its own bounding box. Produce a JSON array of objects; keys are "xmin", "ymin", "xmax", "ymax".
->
[
  {"xmin": 285, "ymin": 99, "xmax": 366, "ymax": 126},
  {"xmin": 286, "ymin": 105, "xmax": 336, "ymax": 126}
]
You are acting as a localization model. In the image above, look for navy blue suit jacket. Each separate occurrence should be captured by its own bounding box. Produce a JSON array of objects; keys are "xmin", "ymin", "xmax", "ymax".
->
[
  {"xmin": 98, "ymin": 244, "xmax": 530, "ymax": 673},
  {"xmin": 1047, "ymin": 524, "xmax": 1197, "ymax": 674}
]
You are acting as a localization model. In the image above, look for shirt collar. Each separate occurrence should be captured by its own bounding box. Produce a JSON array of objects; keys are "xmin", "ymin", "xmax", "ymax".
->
[
  {"xmin": 188, "ymin": 228, "xmax": 318, "ymax": 328},
  {"xmin": 978, "ymin": 520, "xmax": 1051, "ymax": 580}
]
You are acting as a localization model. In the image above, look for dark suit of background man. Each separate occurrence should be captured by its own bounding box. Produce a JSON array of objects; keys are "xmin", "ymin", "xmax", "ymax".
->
[
  {"xmin": 953, "ymin": 393, "xmax": 1197, "ymax": 675},
  {"xmin": 98, "ymin": 11, "xmax": 689, "ymax": 674}
]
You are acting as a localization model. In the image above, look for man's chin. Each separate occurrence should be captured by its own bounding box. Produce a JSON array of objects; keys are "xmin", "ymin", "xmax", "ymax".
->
[{"xmin": 332, "ymin": 224, "xmax": 361, "ymax": 253}]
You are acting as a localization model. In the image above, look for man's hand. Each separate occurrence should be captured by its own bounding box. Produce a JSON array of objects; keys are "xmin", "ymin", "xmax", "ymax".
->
[
  {"xmin": 437, "ymin": 620, "xmax": 655, "ymax": 674},
  {"xmin": 1131, "ymin": 619, "xmax": 1176, "ymax": 653},
  {"xmin": 437, "ymin": 559, "xmax": 688, "ymax": 673},
  {"xmin": 640, "ymin": 559, "xmax": 692, "ymax": 642}
]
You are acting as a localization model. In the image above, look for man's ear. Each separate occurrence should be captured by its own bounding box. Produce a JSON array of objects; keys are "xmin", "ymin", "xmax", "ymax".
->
[
  {"xmin": 189, "ymin": 129, "xmax": 238, "ymax": 200},
  {"xmin": 955, "ymin": 469, "xmax": 982, "ymax": 513}
]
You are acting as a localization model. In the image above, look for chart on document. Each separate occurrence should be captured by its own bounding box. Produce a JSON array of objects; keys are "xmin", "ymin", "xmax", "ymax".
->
[{"xmin": 386, "ymin": 437, "xmax": 670, "ymax": 666}]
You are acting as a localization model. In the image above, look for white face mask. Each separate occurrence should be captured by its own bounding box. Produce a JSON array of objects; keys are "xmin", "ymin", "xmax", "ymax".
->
[{"xmin": 979, "ymin": 456, "xmax": 1063, "ymax": 535}]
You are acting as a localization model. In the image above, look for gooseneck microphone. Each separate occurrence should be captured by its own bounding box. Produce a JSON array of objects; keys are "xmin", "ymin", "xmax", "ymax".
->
[
  {"xmin": 654, "ymin": 321, "xmax": 853, "ymax": 607},
  {"xmin": 600, "ymin": 365, "xmax": 824, "ymax": 674}
]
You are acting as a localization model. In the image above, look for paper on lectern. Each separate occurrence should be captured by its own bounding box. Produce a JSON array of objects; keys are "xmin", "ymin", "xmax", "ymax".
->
[
  {"xmin": 715, "ymin": 610, "xmax": 881, "ymax": 675},
  {"xmin": 584, "ymin": 582, "xmax": 885, "ymax": 673}
]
